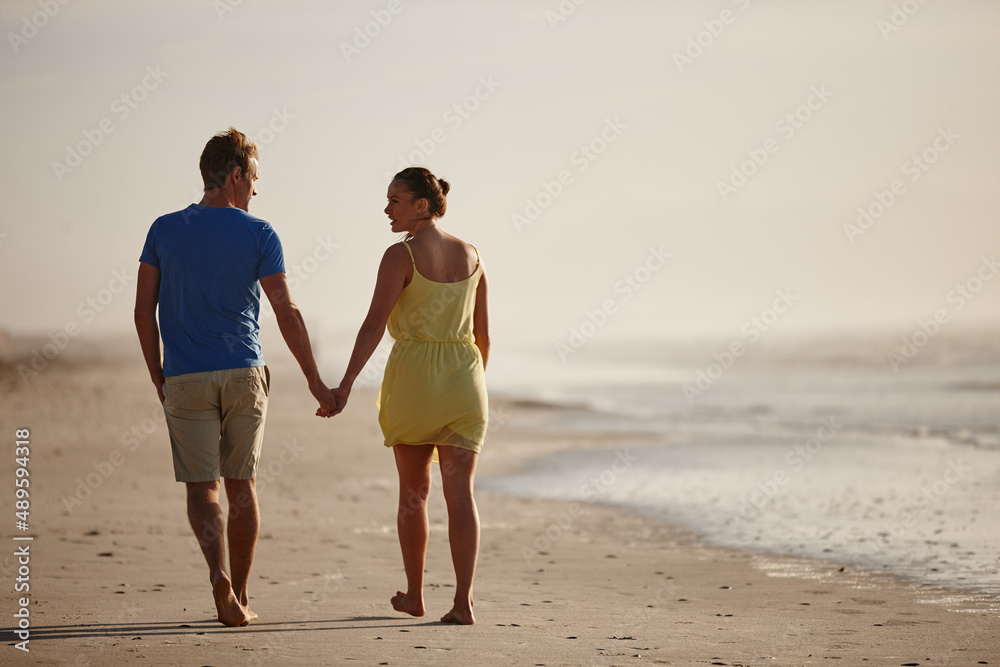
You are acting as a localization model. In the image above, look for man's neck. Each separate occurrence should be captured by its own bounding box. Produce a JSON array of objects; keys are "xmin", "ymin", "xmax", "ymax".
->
[{"xmin": 199, "ymin": 189, "xmax": 238, "ymax": 209}]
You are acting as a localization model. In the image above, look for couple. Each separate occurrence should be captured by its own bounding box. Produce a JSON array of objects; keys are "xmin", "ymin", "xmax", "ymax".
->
[{"xmin": 133, "ymin": 128, "xmax": 489, "ymax": 627}]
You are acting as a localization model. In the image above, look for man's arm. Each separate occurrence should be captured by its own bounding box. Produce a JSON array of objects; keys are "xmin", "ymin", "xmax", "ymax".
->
[
  {"xmin": 259, "ymin": 272, "xmax": 335, "ymax": 411},
  {"xmin": 134, "ymin": 262, "xmax": 165, "ymax": 403}
]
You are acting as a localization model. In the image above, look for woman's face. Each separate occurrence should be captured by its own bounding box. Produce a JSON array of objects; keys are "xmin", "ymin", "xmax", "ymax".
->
[{"xmin": 384, "ymin": 179, "xmax": 425, "ymax": 234}]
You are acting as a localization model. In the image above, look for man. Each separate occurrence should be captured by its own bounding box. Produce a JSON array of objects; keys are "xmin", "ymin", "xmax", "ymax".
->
[{"xmin": 134, "ymin": 127, "xmax": 335, "ymax": 627}]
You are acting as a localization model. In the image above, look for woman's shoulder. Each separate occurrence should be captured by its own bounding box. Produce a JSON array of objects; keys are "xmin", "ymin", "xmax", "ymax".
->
[
  {"xmin": 441, "ymin": 232, "xmax": 480, "ymax": 262},
  {"xmin": 381, "ymin": 240, "xmax": 415, "ymax": 268},
  {"xmin": 384, "ymin": 240, "xmax": 411, "ymax": 254},
  {"xmin": 405, "ymin": 232, "xmax": 474, "ymax": 257},
  {"xmin": 405, "ymin": 232, "xmax": 481, "ymax": 281}
]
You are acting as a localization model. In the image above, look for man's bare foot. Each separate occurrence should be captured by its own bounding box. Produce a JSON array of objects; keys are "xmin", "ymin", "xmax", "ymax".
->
[
  {"xmin": 212, "ymin": 574, "xmax": 250, "ymax": 627},
  {"xmin": 390, "ymin": 590, "xmax": 425, "ymax": 617},
  {"xmin": 440, "ymin": 604, "xmax": 475, "ymax": 625},
  {"xmin": 237, "ymin": 594, "xmax": 259, "ymax": 622}
]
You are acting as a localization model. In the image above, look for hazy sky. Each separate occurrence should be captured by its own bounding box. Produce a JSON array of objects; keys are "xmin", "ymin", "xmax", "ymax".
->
[{"xmin": 2, "ymin": 0, "xmax": 999, "ymax": 357}]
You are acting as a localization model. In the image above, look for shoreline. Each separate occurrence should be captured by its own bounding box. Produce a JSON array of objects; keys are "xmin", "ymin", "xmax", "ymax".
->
[
  {"xmin": 481, "ymin": 418, "xmax": 1000, "ymax": 604},
  {"xmin": 480, "ymin": 418, "xmax": 1000, "ymax": 600},
  {"xmin": 1, "ymin": 342, "xmax": 998, "ymax": 664}
]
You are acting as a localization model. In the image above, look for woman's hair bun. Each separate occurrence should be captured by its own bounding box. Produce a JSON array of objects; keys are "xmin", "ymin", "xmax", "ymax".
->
[{"xmin": 393, "ymin": 167, "xmax": 450, "ymax": 218}]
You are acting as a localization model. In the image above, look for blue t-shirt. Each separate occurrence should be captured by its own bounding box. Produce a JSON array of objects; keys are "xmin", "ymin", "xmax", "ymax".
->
[{"xmin": 139, "ymin": 204, "xmax": 285, "ymax": 377}]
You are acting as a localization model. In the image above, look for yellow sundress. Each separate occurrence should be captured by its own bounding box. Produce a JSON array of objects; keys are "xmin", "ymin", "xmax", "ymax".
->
[{"xmin": 376, "ymin": 241, "xmax": 488, "ymax": 454}]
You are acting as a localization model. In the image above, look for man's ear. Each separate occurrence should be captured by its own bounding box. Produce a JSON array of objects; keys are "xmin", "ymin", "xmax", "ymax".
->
[{"xmin": 229, "ymin": 165, "xmax": 243, "ymax": 184}]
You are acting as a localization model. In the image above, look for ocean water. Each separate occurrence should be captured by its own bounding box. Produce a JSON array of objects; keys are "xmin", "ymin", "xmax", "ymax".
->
[{"xmin": 482, "ymin": 336, "xmax": 1000, "ymax": 598}]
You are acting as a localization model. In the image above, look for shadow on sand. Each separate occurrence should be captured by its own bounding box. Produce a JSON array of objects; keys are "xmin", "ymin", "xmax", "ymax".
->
[{"xmin": 21, "ymin": 615, "xmax": 459, "ymax": 642}]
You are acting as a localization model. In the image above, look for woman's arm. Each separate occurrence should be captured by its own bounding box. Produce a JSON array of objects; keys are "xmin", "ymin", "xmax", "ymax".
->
[
  {"xmin": 326, "ymin": 244, "xmax": 410, "ymax": 414},
  {"xmin": 472, "ymin": 269, "xmax": 490, "ymax": 370}
]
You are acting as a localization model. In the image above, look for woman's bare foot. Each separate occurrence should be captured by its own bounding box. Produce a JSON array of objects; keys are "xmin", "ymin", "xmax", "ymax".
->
[
  {"xmin": 440, "ymin": 603, "xmax": 475, "ymax": 625},
  {"xmin": 390, "ymin": 590, "xmax": 425, "ymax": 617},
  {"xmin": 212, "ymin": 574, "xmax": 250, "ymax": 627}
]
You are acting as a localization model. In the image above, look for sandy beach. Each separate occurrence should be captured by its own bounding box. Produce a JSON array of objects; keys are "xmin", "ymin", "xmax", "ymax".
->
[
  {"xmin": 5, "ymin": 0, "xmax": 1000, "ymax": 663},
  {"xmin": 2, "ymin": 335, "xmax": 998, "ymax": 666}
]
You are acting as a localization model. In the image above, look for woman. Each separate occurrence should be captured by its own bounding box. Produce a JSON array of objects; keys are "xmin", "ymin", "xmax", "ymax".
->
[{"xmin": 323, "ymin": 167, "xmax": 489, "ymax": 625}]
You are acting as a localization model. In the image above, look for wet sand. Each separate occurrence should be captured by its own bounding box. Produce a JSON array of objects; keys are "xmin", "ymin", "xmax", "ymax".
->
[{"xmin": 1, "ymin": 336, "xmax": 997, "ymax": 665}]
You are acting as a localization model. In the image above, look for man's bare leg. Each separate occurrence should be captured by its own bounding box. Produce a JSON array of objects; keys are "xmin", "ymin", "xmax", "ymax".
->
[
  {"xmin": 438, "ymin": 446, "xmax": 479, "ymax": 625},
  {"xmin": 186, "ymin": 481, "xmax": 249, "ymax": 627},
  {"xmin": 391, "ymin": 444, "xmax": 435, "ymax": 618},
  {"xmin": 224, "ymin": 477, "xmax": 259, "ymax": 621}
]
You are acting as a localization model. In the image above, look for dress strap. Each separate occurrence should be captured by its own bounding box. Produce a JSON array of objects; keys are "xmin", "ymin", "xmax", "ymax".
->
[
  {"xmin": 401, "ymin": 241, "xmax": 415, "ymax": 265},
  {"xmin": 470, "ymin": 244, "xmax": 480, "ymax": 267}
]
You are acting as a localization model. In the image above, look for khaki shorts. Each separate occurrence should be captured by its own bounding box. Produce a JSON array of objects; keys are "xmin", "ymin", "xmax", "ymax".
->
[{"xmin": 162, "ymin": 366, "xmax": 269, "ymax": 483}]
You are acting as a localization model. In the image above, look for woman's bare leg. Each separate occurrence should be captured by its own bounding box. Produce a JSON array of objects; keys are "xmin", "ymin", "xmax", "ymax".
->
[
  {"xmin": 391, "ymin": 443, "xmax": 435, "ymax": 617},
  {"xmin": 437, "ymin": 445, "xmax": 479, "ymax": 625}
]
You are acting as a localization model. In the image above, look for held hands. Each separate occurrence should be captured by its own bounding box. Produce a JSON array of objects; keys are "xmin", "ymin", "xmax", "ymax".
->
[
  {"xmin": 315, "ymin": 385, "xmax": 351, "ymax": 418},
  {"xmin": 310, "ymin": 382, "xmax": 338, "ymax": 418}
]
